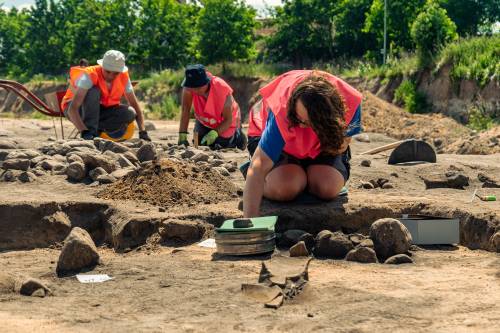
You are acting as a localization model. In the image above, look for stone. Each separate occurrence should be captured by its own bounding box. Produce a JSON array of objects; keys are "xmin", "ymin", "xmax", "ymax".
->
[
  {"xmin": 210, "ymin": 159, "xmax": 225, "ymax": 167},
  {"xmin": 18, "ymin": 171, "xmax": 36, "ymax": 183},
  {"xmin": 313, "ymin": 231, "xmax": 353, "ymax": 259},
  {"xmin": 180, "ymin": 149, "xmax": 195, "ymax": 159},
  {"xmin": 31, "ymin": 288, "xmax": 46, "ymax": 298},
  {"xmin": 137, "ymin": 143, "xmax": 157, "ymax": 162},
  {"xmin": 6, "ymin": 149, "xmax": 41, "ymax": 160},
  {"xmin": 56, "ymin": 227, "xmax": 100, "ymax": 275},
  {"xmin": 478, "ymin": 173, "xmax": 500, "ymax": 188},
  {"xmin": 30, "ymin": 155, "xmax": 48, "ymax": 167},
  {"xmin": 382, "ymin": 183, "xmax": 394, "ymax": 189},
  {"xmin": 489, "ymin": 232, "xmax": 500, "ymax": 252},
  {"xmin": 422, "ymin": 172, "xmax": 469, "ymax": 190},
  {"xmin": 345, "ymin": 247, "xmax": 378, "ymax": 263},
  {"xmin": 32, "ymin": 168, "xmax": 46, "ymax": 176},
  {"xmin": 0, "ymin": 140, "xmax": 17, "ymax": 149},
  {"xmin": 192, "ymin": 152, "xmax": 210, "ymax": 163},
  {"xmin": 213, "ymin": 166, "xmax": 231, "ymax": 177},
  {"xmin": 369, "ymin": 218, "xmax": 412, "ymax": 260},
  {"xmin": 359, "ymin": 239, "xmax": 374, "ymax": 248},
  {"xmin": 62, "ymin": 140, "xmax": 96, "ymax": 150},
  {"xmin": 103, "ymin": 150, "xmax": 119, "ymax": 160},
  {"xmin": 99, "ymin": 140, "xmax": 131, "ymax": 154},
  {"xmin": 75, "ymin": 151, "xmax": 118, "ymax": 173},
  {"xmin": 97, "ymin": 174, "xmax": 116, "ymax": 184},
  {"xmin": 223, "ymin": 163, "xmax": 237, "ymax": 172},
  {"xmin": 66, "ymin": 162, "xmax": 87, "ymax": 181},
  {"xmin": 433, "ymin": 138, "xmax": 443, "ymax": 147},
  {"xmin": 123, "ymin": 151, "xmax": 139, "ymax": 164},
  {"xmin": 361, "ymin": 181, "xmax": 374, "ymax": 189},
  {"xmin": 289, "ymin": 241, "xmax": 309, "ymax": 257},
  {"xmin": 111, "ymin": 168, "xmax": 135, "ymax": 179},
  {"xmin": 18, "ymin": 278, "xmax": 51, "ymax": 297},
  {"xmin": 280, "ymin": 229, "xmax": 310, "ymax": 247},
  {"xmin": 89, "ymin": 167, "xmax": 107, "ymax": 181},
  {"xmin": 353, "ymin": 133, "xmax": 370, "ymax": 143},
  {"xmin": 368, "ymin": 179, "xmax": 379, "ymax": 188},
  {"xmin": 348, "ymin": 233, "xmax": 367, "ymax": 246},
  {"xmin": 360, "ymin": 159, "xmax": 371, "ymax": 167},
  {"xmin": 144, "ymin": 121, "xmax": 156, "ymax": 131},
  {"xmin": 377, "ymin": 178, "xmax": 390, "ymax": 187},
  {"xmin": 117, "ymin": 154, "xmax": 135, "ymax": 168},
  {"xmin": 0, "ymin": 150, "xmax": 9, "ymax": 161},
  {"xmin": 299, "ymin": 233, "xmax": 315, "ymax": 252},
  {"xmin": 384, "ymin": 254, "xmax": 414, "ymax": 264},
  {"xmin": 67, "ymin": 154, "xmax": 84, "ymax": 164},
  {"xmin": 2, "ymin": 170, "xmax": 18, "ymax": 181},
  {"xmin": 2, "ymin": 158, "xmax": 30, "ymax": 171},
  {"xmin": 390, "ymin": 172, "xmax": 399, "ymax": 177},
  {"xmin": 159, "ymin": 219, "xmax": 206, "ymax": 242}
]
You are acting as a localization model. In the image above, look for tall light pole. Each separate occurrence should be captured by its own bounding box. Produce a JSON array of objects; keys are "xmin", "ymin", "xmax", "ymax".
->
[{"xmin": 383, "ymin": 0, "xmax": 387, "ymax": 65}]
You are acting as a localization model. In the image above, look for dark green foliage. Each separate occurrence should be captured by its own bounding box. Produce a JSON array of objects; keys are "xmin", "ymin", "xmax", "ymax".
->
[
  {"xmin": 394, "ymin": 80, "xmax": 428, "ymax": 113},
  {"xmin": 411, "ymin": 1, "xmax": 458, "ymax": 65},
  {"xmin": 196, "ymin": 0, "xmax": 257, "ymax": 67}
]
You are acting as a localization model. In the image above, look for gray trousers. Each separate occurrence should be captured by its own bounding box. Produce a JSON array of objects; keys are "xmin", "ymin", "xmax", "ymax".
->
[{"xmin": 64, "ymin": 86, "xmax": 136, "ymax": 133}]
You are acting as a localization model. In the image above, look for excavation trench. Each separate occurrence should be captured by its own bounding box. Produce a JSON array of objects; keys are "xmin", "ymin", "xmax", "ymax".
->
[{"xmin": 0, "ymin": 199, "xmax": 498, "ymax": 253}]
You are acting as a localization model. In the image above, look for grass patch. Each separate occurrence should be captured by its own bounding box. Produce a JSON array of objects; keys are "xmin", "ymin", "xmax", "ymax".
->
[
  {"xmin": 206, "ymin": 62, "xmax": 292, "ymax": 79},
  {"xmin": 147, "ymin": 95, "xmax": 181, "ymax": 120},
  {"xmin": 467, "ymin": 105, "xmax": 499, "ymax": 131},
  {"xmin": 394, "ymin": 80, "xmax": 428, "ymax": 113},
  {"xmin": 437, "ymin": 35, "xmax": 500, "ymax": 87}
]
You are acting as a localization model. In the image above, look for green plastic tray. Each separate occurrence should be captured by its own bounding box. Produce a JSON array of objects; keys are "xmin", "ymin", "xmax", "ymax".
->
[{"xmin": 216, "ymin": 216, "xmax": 278, "ymax": 233}]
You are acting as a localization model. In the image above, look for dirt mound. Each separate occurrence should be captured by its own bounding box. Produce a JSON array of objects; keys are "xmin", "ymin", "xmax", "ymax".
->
[
  {"xmin": 98, "ymin": 158, "xmax": 238, "ymax": 208},
  {"xmin": 362, "ymin": 92, "xmax": 499, "ymax": 154}
]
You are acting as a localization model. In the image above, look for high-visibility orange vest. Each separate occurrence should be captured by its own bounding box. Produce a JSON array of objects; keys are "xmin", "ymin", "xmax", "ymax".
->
[
  {"xmin": 247, "ymin": 98, "xmax": 269, "ymax": 137},
  {"xmin": 191, "ymin": 73, "xmax": 240, "ymax": 138},
  {"xmin": 61, "ymin": 65, "xmax": 129, "ymax": 111},
  {"xmin": 259, "ymin": 70, "xmax": 362, "ymax": 159}
]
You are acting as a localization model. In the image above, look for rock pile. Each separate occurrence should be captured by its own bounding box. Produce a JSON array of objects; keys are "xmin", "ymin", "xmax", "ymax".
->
[
  {"xmin": 0, "ymin": 138, "xmax": 240, "ymax": 185},
  {"xmin": 284, "ymin": 218, "xmax": 414, "ymax": 264}
]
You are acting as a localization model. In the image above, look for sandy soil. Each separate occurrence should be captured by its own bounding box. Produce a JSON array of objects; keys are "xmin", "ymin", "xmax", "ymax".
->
[{"xmin": 1, "ymin": 112, "xmax": 499, "ymax": 332}]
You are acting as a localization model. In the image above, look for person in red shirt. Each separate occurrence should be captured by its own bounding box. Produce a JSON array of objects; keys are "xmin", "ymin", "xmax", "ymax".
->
[
  {"xmin": 178, "ymin": 64, "xmax": 246, "ymax": 150},
  {"xmin": 243, "ymin": 70, "xmax": 362, "ymax": 217}
]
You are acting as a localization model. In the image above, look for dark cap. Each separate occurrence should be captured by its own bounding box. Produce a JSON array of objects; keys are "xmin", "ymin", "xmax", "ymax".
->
[{"xmin": 182, "ymin": 64, "xmax": 210, "ymax": 88}]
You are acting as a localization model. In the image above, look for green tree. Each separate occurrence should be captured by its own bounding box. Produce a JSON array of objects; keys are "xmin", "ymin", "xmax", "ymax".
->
[
  {"xmin": 64, "ymin": 0, "xmax": 138, "ymax": 67},
  {"xmin": 132, "ymin": 0, "xmax": 196, "ymax": 71},
  {"xmin": 266, "ymin": 0, "xmax": 336, "ymax": 66},
  {"xmin": 196, "ymin": 0, "xmax": 257, "ymax": 68},
  {"xmin": 438, "ymin": 0, "xmax": 500, "ymax": 35},
  {"xmin": 24, "ymin": 0, "xmax": 70, "ymax": 75},
  {"xmin": 0, "ymin": 7, "xmax": 29, "ymax": 76},
  {"xmin": 411, "ymin": 0, "xmax": 458, "ymax": 65},
  {"xmin": 364, "ymin": 0, "xmax": 426, "ymax": 55},
  {"xmin": 332, "ymin": 0, "xmax": 377, "ymax": 58}
]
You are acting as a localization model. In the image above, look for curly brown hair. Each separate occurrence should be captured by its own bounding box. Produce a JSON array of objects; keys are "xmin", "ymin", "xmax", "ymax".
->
[{"xmin": 287, "ymin": 73, "xmax": 346, "ymax": 154}]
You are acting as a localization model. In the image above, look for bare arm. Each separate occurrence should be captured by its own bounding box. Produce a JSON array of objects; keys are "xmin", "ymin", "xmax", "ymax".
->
[
  {"xmin": 179, "ymin": 88, "xmax": 193, "ymax": 133},
  {"xmin": 243, "ymin": 147, "xmax": 274, "ymax": 218},
  {"xmin": 326, "ymin": 136, "xmax": 352, "ymax": 155},
  {"xmin": 125, "ymin": 90, "xmax": 145, "ymax": 131},
  {"xmin": 215, "ymin": 95, "xmax": 233, "ymax": 134},
  {"xmin": 67, "ymin": 87, "xmax": 88, "ymax": 132}
]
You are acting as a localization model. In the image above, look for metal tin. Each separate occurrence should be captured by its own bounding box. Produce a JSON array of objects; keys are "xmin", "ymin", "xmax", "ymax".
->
[
  {"xmin": 215, "ymin": 231, "xmax": 276, "ymax": 255},
  {"xmin": 215, "ymin": 239, "xmax": 276, "ymax": 256}
]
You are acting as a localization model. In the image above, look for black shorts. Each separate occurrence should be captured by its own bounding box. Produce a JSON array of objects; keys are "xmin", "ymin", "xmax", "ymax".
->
[{"xmin": 274, "ymin": 147, "xmax": 351, "ymax": 182}]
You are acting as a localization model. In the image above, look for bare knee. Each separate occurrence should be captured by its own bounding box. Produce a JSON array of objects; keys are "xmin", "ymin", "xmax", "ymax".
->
[
  {"xmin": 265, "ymin": 182, "xmax": 304, "ymax": 201},
  {"xmin": 125, "ymin": 106, "xmax": 136, "ymax": 123},
  {"xmin": 309, "ymin": 182, "xmax": 342, "ymax": 200}
]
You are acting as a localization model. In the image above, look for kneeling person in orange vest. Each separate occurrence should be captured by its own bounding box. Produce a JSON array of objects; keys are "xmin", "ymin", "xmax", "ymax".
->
[
  {"xmin": 61, "ymin": 50, "xmax": 150, "ymax": 141},
  {"xmin": 178, "ymin": 64, "xmax": 246, "ymax": 149},
  {"xmin": 243, "ymin": 70, "xmax": 363, "ymax": 218}
]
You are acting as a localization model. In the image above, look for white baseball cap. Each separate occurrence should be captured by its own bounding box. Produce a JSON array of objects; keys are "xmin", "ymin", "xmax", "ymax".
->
[{"xmin": 97, "ymin": 50, "xmax": 128, "ymax": 73}]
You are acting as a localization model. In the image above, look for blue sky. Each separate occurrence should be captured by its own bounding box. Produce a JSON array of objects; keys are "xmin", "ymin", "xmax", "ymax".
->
[{"xmin": 2, "ymin": 0, "xmax": 283, "ymax": 12}]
